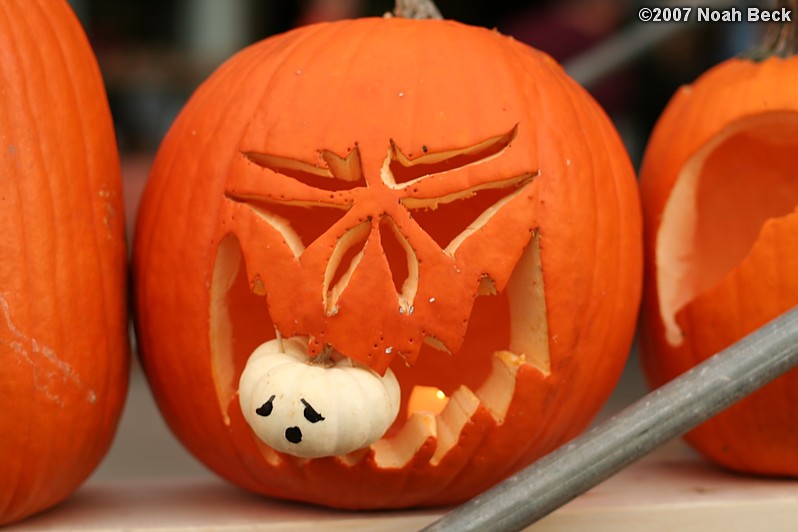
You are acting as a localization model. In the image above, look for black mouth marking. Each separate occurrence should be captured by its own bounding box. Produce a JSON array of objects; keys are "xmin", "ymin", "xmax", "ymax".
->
[{"xmin": 285, "ymin": 426, "xmax": 302, "ymax": 444}]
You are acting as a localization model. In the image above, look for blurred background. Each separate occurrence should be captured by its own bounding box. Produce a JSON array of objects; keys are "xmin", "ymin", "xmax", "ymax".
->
[
  {"xmin": 62, "ymin": 0, "xmax": 767, "ymax": 481},
  {"xmin": 69, "ymin": 0, "xmax": 763, "ymax": 160}
]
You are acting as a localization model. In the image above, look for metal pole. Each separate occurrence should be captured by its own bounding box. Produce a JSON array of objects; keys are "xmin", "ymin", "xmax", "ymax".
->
[
  {"xmin": 422, "ymin": 306, "xmax": 798, "ymax": 532},
  {"xmin": 563, "ymin": 0, "xmax": 730, "ymax": 87}
]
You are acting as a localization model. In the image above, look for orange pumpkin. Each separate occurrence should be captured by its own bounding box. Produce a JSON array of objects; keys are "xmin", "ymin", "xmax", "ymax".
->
[
  {"xmin": 133, "ymin": 16, "xmax": 642, "ymax": 508},
  {"xmin": 0, "ymin": 0, "xmax": 129, "ymax": 525},
  {"xmin": 639, "ymin": 32, "xmax": 798, "ymax": 474}
]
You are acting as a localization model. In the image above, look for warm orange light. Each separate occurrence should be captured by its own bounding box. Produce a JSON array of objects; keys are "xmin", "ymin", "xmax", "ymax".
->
[{"xmin": 407, "ymin": 385, "xmax": 449, "ymax": 417}]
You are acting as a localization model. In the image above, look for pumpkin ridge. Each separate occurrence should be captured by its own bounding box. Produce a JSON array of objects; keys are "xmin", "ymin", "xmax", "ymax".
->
[
  {"xmin": 45, "ymin": 6, "xmax": 129, "ymax": 466},
  {"xmin": 1, "ymin": 2, "xmax": 51, "ymax": 517},
  {"xmin": 2, "ymin": 0, "xmax": 128, "ymax": 523}
]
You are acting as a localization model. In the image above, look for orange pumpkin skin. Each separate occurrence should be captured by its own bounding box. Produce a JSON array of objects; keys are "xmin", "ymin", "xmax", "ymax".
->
[
  {"xmin": 133, "ymin": 18, "xmax": 642, "ymax": 508},
  {"xmin": 0, "ymin": 1, "xmax": 129, "ymax": 525},
  {"xmin": 640, "ymin": 56, "xmax": 798, "ymax": 475}
]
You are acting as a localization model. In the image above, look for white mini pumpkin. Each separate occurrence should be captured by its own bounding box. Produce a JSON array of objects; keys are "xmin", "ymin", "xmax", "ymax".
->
[{"xmin": 238, "ymin": 337, "xmax": 401, "ymax": 458}]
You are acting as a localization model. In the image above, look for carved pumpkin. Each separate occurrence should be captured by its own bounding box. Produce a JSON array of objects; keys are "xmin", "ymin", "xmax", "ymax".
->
[
  {"xmin": 133, "ymin": 17, "xmax": 642, "ymax": 508},
  {"xmin": 639, "ymin": 40, "xmax": 798, "ymax": 474},
  {"xmin": 0, "ymin": 0, "xmax": 129, "ymax": 525}
]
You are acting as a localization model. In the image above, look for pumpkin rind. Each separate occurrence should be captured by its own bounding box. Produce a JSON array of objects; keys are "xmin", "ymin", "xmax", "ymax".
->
[
  {"xmin": 133, "ymin": 17, "xmax": 642, "ymax": 508},
  {"xmin": 0, "ymin": 0, "xmax": 129, "ymax": 525},
  {"xmin": 640, "ymin": 56, "xmax": 798, "ymax": 475}
]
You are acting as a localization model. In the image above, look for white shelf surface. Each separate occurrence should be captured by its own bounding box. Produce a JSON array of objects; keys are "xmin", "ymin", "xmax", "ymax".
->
[{"xmin": 10, "ymin": 439, "xmax": 798, "ymax": 531}]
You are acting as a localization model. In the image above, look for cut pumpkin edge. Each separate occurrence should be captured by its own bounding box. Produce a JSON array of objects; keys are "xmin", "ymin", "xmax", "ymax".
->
[
  {"xmin": 209, "ymin": 222, "xmax": 551, "ymax": 469},
  {"xmin": 248, "ymin": 348, "xmax": 531, "ymax": 470},
  {"xmin": 654, "ymin": 111, "xmax": 798, "ymax": 346},
  {"xmin": 660, "ymin": 207, "xmax": 798, "ymax": 346}
]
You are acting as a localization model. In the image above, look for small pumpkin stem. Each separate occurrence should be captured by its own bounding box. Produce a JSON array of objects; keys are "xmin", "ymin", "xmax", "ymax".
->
[
  {"xmin": 391, "ymin": 0, "xmax": 443, "ymax": 20},
  {"xmin": 309, "ymin": 344, "xmax": 336, "ymax": 368},
  {"xmin": 746, "ymin": 0, "xmax": 798, "ymax": 59}
]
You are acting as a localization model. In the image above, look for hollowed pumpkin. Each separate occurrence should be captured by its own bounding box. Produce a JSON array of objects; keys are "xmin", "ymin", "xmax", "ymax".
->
[
  {"xmin": 133, "ymin": 16, "xmax": 642, "ymax": 508},
  {"xmin": 640, "ymin": 46, "xmax": 798, "ymax": 474},
  {"xmin": 0, "ymin": 0, "xmax": 129, "ymax": 525}
]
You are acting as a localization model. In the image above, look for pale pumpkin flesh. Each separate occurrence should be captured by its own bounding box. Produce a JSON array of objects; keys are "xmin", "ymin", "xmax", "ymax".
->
[{"xmin": 657, "ymin": 112, "xmax": 798, "ymax": 346}]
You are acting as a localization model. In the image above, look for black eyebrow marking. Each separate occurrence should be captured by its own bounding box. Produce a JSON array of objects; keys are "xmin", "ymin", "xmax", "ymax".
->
[
  {"xmin": 255, "ymin": 395, "xmax": 276, "ymax": 417},
  {"xmin": 301, "ymin": 398, "xmax": 325, "ymax": 423}
]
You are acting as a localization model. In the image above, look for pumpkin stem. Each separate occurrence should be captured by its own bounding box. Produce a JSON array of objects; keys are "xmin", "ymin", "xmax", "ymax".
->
[
  {"xmin": 309, "ymin": 344, "xmax": 336, "ymax": 368},
  {"xmin": 745, "ymin": 0, "xmax": 798, "ymax": 59},
  {"xmin": 390, "ymin": 0, "xmax": 443, "ymax": 20}
]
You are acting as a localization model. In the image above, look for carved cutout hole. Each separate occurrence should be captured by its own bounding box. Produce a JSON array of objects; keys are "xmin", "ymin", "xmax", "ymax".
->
[
  {"xmin": 210, "ymin": 234, "xmax": 273, "ymax": 423},
  {"xmin": 324, "ymin": 222, "xmax": 371, "ymax": 314},
  {"xmin": 244, "ymin": 148, "xmax": 362, "ymax": 191},
  {"xmin": 657, "ymin": 112, "xmax": 798, "ymax": 345},
  {"xmin": 378, "ymin": 218, "xmax": 419, "ymax": 309},
  {"xmin": 408, "ymin": 185, "xmax": 526, "ymax": 252},
  {"xmin": 388, "ymin": 126, "xmax": 517, "ymax": 185},
  {"xmin": 230, "ymin": 196, "xmax": 350, "ymax": 253}
]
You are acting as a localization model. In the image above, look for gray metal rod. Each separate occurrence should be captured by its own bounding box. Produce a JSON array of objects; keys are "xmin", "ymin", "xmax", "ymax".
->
[
  {"xmin": 422, "ymin": 305, "xmax": 798, "ymax": 532},
  {"xmin": 564, "ymin": 16, "xmax": 684, "ymax": 87},
  {"xmin": 564, "ymin": 0, "xmax": 730, "ymax": 87}
]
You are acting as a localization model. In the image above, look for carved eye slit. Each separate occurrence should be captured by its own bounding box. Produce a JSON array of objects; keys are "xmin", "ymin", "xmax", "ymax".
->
[
  {"xmin": 301, "ymin": 399, "xmax": 325, "ymax": 423},
  {"xmin": 381, "ymin": 126, "xmax": 536, "ymax": 253},
  {"xmin": 228, "ymin": 149, "xmax": 364, "ymax": 256},
  {"xmin": 405, "ymin": 183, "xmax": 534, "ymax": 253},
  {"xmin": 256, "ymin": 394, "xmax": 276, "ymax": 417},
  {"xmin": 243, "ymin": 148, "xmax": 363, "ymax": 191},
  {"xmin": 388, "ymin": 126, "xmax": 518, "ymax": 185},
  {"xmin": 225, "ymin": 197, "xmax": 350, "ymax": 259}
]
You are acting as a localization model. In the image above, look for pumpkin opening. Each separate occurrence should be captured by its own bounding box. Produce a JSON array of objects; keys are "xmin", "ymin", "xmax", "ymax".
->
[
  {"xmin": 406, "ymin": 185, "xmax": 532, "ymax": 253},
  {"xmin": 211, "ymin": 234, "xmax": 272, "ymax": 425},
  {"xmin": 243, "ymin": 149, "xmax": 362, "ymax": 189},
  {"xmin": 387, "ymin": 126, "xmax": 517, "ymax": 185},
  {"xmin": 378, "ymin": 217, "xmax": 419, "ymax": 308},
  {"xmin": 323, "ymin": 221, "xmax": 370, "ymax": 315},
  {"xmin": 656, "ymin": 111, "xmax": 798, "ymax": 346},
  {"xmin": 211, "ymin": 226, "xmax": 549, "ymax": 466},
  {"xmin": 215, "ymin": 124, "xmax": 550, "ymax": 462},
  {"xmin": 230, "ymin": 198, "xmax": 350, "ymax": 255}
]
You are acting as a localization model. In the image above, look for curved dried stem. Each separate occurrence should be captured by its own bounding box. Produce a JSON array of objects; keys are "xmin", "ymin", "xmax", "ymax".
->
[
  {"xmin": 391, "ymin": 0, "xmax": 443, "ymax": 20},
  {"xmin": 746, "ymin": 0, "xmax": 798, "ymax": 59},
  {"xmin": 309, "ymin": 343, "xmax": 336, "ymax": 368}
]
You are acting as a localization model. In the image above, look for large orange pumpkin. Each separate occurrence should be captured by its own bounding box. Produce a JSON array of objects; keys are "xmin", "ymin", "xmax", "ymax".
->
[
  {"xmin": 0, "ymin": 0, "xmax": 129, "ymax": 525},
  {"xmin": 133, "ymin": 16, "xmax": 642, "ymax": 508},
  {"xmin": 639, "ymin": 31, "xmax": 798, "ymax": 474}
]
